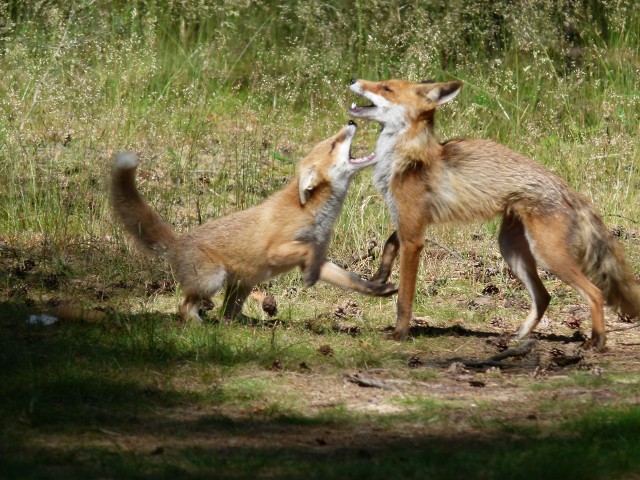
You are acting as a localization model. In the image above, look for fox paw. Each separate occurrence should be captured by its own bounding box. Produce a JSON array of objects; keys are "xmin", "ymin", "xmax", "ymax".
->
[
  {"xmin": 373, "ymin": 282, "xmax": 398, "ymax": 297},
  {"xmin": 303, "ymin": 271, "xmax": 320, "ymax": 288},
  {"xmin": 387, "ymin": 328, "xmax": 408, "ymax": 341},
  {"xmin": 583, "ymin": 335, "xmax": 606, "ymax": 351}
]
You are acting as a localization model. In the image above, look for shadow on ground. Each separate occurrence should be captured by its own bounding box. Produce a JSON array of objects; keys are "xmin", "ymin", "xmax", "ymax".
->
[
  {"xmin": 1, "ymin": 300, "xmax": 639, "ymax": 479},
  {"xmin": 2, "ymin": 406, "xmax": 639, "ymax": 479},
  {"xmin": 381, "ymin": 322, "xmax": 581, "ymax": 344}
]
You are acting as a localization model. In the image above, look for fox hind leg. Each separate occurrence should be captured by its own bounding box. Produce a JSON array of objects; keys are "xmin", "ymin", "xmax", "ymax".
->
[
  {"xmin": 499, "ymin": 214, "xmax": 551, "ymax": 340},
  {"xmin": 524, "ymin": 214, "xmax": 606, "ymax": 349},
  {"xmin": 177, "ymin": 265, "xmax": 227, "ymax": 324},
  {"xmin": 180, "ymin": 293, "xmax": 206, "ymax": 323}
]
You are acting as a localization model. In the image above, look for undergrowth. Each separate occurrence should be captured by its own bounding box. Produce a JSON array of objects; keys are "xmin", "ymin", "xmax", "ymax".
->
[{"xmin": 1, "ymin": 1, "xmax": 639, "ymax": 478}]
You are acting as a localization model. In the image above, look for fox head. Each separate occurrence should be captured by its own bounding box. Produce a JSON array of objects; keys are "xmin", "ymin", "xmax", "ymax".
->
[
  {"xmin": 348, "ymin": 79, "xmax": 462, "ymax": 131},
  {"xmin": 297, "ymin": 121, "xmax": 377, "ymax": 205}
]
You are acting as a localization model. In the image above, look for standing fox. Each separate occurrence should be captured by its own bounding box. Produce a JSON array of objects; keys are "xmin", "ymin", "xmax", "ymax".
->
[
  {"xmin": 349, "ymin": 78, "xmax": 640, "ymax": 348},
  {"xmin": 111, "ymin": 122, "xmax": 396, "ymax": 323}
]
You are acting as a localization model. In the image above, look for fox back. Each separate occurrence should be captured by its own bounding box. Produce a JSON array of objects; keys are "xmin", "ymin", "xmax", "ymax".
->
[{"xmin": 349, "ymin": 78, "xmax": 640, "ymax": 347}]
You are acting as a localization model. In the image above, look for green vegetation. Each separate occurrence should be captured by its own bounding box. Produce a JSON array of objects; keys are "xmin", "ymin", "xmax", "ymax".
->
[
  {"xmin": 2, "ymin": 311, "xmax": 640, "ymax": 479},
  {"xmin": 1, "ymin": 1, "xmax": 639, "ymax": 478}
]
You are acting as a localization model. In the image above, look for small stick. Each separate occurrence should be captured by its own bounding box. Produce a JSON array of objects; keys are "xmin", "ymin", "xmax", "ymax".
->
[
  {"xmin": 421, "ymin": 359, "xmax": 536, "ymax": 369},
  {"xmin": 608, "ymin": 322, "xmax": 640, "ymax": 333},
  {"xmin": 489, "ymin": 339, "xmax": 537, "ymax": 361},
  {"xmin": 424, "ymin": 238, "xmax": 465, "ymax": 261},
  {"xmin": 418, "ymin": 339, "xmax": 537, "ymax": 370},
  {"xmin": 345, "ymin": 373, "xmax": 399, "ymax": 391},
  {"xmin": 349, "ymin": 240, "xmax": 378, "ymax": 265}
]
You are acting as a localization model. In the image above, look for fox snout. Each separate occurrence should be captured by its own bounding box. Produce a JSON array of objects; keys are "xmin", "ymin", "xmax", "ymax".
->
[
  {"xmin": 333, "ymin": 121, "xmax": 356, "ymax": 145},
  {"xmin": 349, "ymin": 80, "xmax": 365, "ymax": 97},
  {"xmin": 346, "ymin": 120, "xmax": 357, "ymax": 137}
]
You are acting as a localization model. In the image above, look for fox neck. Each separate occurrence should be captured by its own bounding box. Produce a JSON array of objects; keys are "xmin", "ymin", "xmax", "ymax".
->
[
  {"xmin": 373, "ymin": 112, "xmax": 441, "ymax": 226},
  {"xmin": 294, "ymin": 178, "xmax": 351, "ymax": 248},
  {"xmin": 397, "ymin": 117, "xmax": 443, "ymax": 167}
]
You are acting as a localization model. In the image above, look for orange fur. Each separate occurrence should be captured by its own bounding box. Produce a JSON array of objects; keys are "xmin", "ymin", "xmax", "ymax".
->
[
  {"xmin": 350, "ymin": 78, "xmax": 640, "ymax": 348},
  {"xmin": 111, "ymin": 124, "xmax": 396, "ymax": 323}
]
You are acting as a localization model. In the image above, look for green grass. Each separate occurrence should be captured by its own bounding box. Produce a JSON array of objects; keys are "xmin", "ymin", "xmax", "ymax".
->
[
  {"xmin": 1, "ymin": 313, "xmax": 640, "ymax": 479},
  {"xmin": 1, "ymin": 0, "xmax": 640, "ymax": 478}
]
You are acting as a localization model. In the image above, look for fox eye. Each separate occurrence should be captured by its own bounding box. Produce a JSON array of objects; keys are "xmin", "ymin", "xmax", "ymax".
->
[
  {"xmin": 381, "ymin": 85, "xmax": 393, "ymax": 92},
  {"xmin": 330, "ymin": 140, "xmax": 336, "ymax": 152}
]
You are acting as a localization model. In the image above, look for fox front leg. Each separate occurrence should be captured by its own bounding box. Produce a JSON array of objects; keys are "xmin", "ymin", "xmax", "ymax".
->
[
  {"xmin": 302, "ymin": 242, "xmax": 329, "ymax": 287},
  {"xmin": 319, "ymin": 261, "xmax": 398, "ymax": 297},
  {"xmin": 268, "ymin": 241, "xmax": 322, "ymax": 286},
  {"xmin": 302, "ymin": 257, "xmax": 322, "ymax": 287},
  {"xmin": 222, "ymin": 280, "xmax": 257, "ymax": 324},
  {"xmin": 371, "ymin": 231, "xmax": 399, "ymax": 284}
]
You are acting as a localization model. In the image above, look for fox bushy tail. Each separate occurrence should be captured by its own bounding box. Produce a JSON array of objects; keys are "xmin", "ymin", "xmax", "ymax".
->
[
  {"xmin": 577, "ymin": 206, "xmax": 640, "ymax": 318},
  {"xmin": 110, "ymin": 152, "xmax": 177, "ymax": 256}
]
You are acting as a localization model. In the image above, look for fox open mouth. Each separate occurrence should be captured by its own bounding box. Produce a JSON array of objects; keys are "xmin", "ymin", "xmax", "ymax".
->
[
  {"xmin": 350, "ymin": 151, "xmax": 376, "ymax": 165},
  {"xmin": 349, "ymin": 101, "xmax": 375, "ymax": 115}
]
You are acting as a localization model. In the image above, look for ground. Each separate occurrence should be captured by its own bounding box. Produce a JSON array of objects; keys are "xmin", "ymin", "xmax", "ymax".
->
[{"xmin": 2, "ymin": 234, "xmax": 640, "ymax": 478}]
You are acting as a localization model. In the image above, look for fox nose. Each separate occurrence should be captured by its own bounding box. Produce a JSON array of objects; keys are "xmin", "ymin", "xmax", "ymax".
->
[
  {"xmin": 350, "ymin": 78, "xmax": 357, "ymax": 85},
  {"xmin": 348, "ymin": 120, "xmax": 356, "ymax": 127}
]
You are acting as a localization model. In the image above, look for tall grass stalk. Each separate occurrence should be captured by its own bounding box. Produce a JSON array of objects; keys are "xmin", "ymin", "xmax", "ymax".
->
[{"xmin": 0, "ymin": 0, "xmax": 638, "ymax": 319}]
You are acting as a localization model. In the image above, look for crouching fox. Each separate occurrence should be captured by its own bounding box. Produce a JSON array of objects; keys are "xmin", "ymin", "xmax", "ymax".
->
[{"xmin": 111, "ymin": 122, "xmax": 396, "ymax": 323}]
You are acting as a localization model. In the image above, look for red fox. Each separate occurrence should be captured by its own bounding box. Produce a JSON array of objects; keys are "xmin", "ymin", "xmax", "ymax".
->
[
  {"xmin": 111, "ymin": 122, "xmax": 396, "ymax": 323},
  {"xmin": 349, "ymin": 78, "xmax": 640, "ymax": 348}
]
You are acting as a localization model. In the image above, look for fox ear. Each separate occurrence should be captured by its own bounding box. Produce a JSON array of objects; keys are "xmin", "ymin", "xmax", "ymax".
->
[
  {"xmin": 298, "ymin": 167, "xmax": 319, "ymax": 205},
  {"xmin": 424, "ymin": 81, "xmax": 463, "ymax": 105}
]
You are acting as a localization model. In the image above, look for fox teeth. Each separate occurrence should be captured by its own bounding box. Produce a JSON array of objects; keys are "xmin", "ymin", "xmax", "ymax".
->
[
  {"xmin": 351, "ymin": 102, "xmax": 357, "ymax": 109},
  {"xmin": 350, "ymin": 152, "xmax": 376, "ymax": 164}
]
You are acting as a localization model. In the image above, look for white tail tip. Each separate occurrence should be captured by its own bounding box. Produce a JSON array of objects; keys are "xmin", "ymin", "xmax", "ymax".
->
[{"xmin": 114, "ymin": 151, "xmax": 138, "ymax": 169}]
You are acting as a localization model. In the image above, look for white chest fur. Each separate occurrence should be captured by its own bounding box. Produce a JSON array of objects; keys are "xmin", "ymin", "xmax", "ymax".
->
[{"xmin": 373, "ymin": 129, "xmax": 401, "ymax": 226}]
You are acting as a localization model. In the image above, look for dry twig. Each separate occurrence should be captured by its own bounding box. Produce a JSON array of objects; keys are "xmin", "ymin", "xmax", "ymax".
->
[
  {"xmin": 422, "ymin": 339, "xmax": 538, "ymax": 369},
  {"xmin": 345, "ymin": 373, "xmax": 399, "ymax": 391},
  {"xmin": 608, "ymin": 322, "xmax": 640, "ymax": 333}
]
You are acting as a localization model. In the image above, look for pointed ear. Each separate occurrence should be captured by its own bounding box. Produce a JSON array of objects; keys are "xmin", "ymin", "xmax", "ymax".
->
[
  {"xmin": 424, "ymin": 81, "xmax": 463, "ymax": 105},
  {"xmin": 298, "ymin": 167, "xmax": 319, "ymax": 205}
]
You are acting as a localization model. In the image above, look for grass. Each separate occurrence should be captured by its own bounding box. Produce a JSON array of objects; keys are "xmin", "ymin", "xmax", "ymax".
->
[
  {"xmin": 1, "ymin": 0, "xmax": 640, "ymax": 478},
  {"xmin": 2, "ymin": 312, "xmax": 640, "ymax": 480}
]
